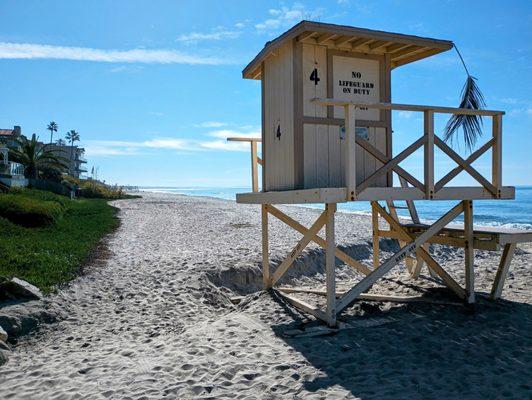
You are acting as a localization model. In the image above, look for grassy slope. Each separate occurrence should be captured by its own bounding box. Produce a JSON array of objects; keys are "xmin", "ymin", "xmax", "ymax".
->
[{"xmin": 0, "ymin": 194, "xmax": 119, "ymax": 293}]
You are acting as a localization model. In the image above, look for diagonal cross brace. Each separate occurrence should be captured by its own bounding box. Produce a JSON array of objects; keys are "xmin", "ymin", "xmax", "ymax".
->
[
  {"xmin": 271, "ymin": 211, "xmax": 327, "ymax": 285},
  {"xmin": 266, "ymin": 205, "xmax": 371, "ymax": 276},
  {"xmin": 376, "ymin": 203, "xmax": 466, "ymax": 299},
  {"xmin": 435, "ymin": 136, "xmax": 498, "ymax": 196},
  {"xmin": 336, "ymin": 201, "xmax": 465, "ymax": 313}
]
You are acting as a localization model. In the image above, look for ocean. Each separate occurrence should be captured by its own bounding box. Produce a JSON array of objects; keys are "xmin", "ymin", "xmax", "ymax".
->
[{"xmin": 138, "ymin": 186, "xmax": 532, "ymax": 231}]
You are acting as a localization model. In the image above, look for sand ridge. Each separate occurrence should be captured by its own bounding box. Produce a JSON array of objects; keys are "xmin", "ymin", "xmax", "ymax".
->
[{"xmin": 0, "ymin": 192, "xmax": 531, "ymax": 399}]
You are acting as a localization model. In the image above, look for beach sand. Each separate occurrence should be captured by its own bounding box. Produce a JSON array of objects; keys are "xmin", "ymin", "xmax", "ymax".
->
[{"xmin": 1, "ymin": 192, "xmax": 531, "ymax": 399}]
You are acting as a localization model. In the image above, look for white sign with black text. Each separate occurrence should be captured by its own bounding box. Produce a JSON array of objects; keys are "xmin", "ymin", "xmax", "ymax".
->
[{"xmin": 332, "ymin": 56, "xmax": 380, "ymax": 120}]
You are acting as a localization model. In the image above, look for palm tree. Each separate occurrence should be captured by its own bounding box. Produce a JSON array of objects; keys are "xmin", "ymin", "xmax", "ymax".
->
[
  {"xmin": 65, "ymin": 130, "xmax": 80, "ymax": 174},
  {"xmin": 56, "ymin": 138, "xmax": 66, "ymax": 146},
  {"xmin": 47, "ymin": 121, "xmax": 58, "ymax": 144},
  {"xmin": 8, "ymin": 134, "xmax": 69, "ymax": 179}
]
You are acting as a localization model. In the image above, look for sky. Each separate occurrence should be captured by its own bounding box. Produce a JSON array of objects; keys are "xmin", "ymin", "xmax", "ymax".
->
[{"xmin": 0, "ymin": 0, "xmax": 530, "ymax": 188}]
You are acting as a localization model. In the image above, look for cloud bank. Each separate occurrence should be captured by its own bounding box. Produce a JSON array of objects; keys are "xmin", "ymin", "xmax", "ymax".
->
[{"xmin": 0, "ymin": 42, "xmax": 230, "ymax": 65}]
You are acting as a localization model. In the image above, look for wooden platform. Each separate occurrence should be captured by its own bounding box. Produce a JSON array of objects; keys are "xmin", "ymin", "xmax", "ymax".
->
[{"xmin": 236, "ymin": 186, "xmax": 515, "ymax": 204}]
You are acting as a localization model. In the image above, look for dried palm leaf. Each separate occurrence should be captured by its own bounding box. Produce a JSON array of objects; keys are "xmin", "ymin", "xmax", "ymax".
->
[{"xmin": 443, "ymin": 45, "xmax": 486, "ymax": 152}]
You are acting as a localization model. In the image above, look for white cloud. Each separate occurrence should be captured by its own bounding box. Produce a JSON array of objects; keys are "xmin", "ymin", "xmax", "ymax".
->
[
  {"xmin": 84, "ymin": 128, "xmax": 261, "ymax": 157},
  {"xmin": 255, "ymin": 4, "xmax": 323, "ymax": 32},
  {"xmin": 177, "ymin": 30, "xmax": 240, "ymax": 43},
  {"xmin": 0, "ymin": 42, "xmax": 230, "ymax": 65},
  {"xmin": 194, "ymin": 121, "xmax": 228, "ymax": 128}
]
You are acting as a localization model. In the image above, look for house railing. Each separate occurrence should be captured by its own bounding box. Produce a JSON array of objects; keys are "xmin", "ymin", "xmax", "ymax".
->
[
  {"xmin": 312, "ymin": 99, "xmax": 505, "ymax": 200},
  {"xmin": 227, "ymin": 137, "xmax": 262, "ymax": 192},
  {"xmin": 0, "ymin": 161, "xmax": 25, "ymax": 176}
]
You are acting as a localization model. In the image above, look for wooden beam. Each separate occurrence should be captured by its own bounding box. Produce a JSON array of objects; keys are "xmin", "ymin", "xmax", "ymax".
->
[
  {"xmin": 424, "ymin": 110, "xmax": 434, "ymax": 199},
  {"xmin": 236, "ymin": 186, "xmax": 515, "ymax": 204},
  {"xmin": 393, "ymin": 48, "xmax": 446, "ymax": 67},
  {"xmin": 251, "ymin": 141, "xmax": 259, "ymax": 192},
  {"xmin": 271, "ymin": 212, "xmax": 327, "ymax": 285},
  {"xmin": 266, "ymin": 205, "xmax": 371, "ymax": 275},
  {"xmin": 336, "ymin": 202, "xmax": 466, "ymax": 313},
  {"xmin": 489, "ymin": 243, "xmax": 516, "ymax": 300},
  {"xmin": 388, "ymin": 45, "xmax": 424, "ymax": 59},
  {"xmin": 297, "ymin": 31, "xmax": 317, "ymax": 42},
  {"xmin": 275, "ymin": 290, "xmax": 328, "ymax": 322},
  {"xmin": 399, "ymin": 176, "xmax": 420, "ymax": 224},
  {"xmin": 350, "ymin": 37, "xmax": 373, "ymax": 50},
  {"xmin": 492, "ymin": 114, "xmax": 502, "ymax": 196},
  {"xmin": 435, "ymin": 138, "xmax": 495, "ymax": 191},
  {"xmin": 237, "ymin": 187, "xmax": 347, "ymax": 204},
  {"xmin": 369, "ymin": 40, "xmax": 391, "ymax": 51},
  {"xmin": 325, "ymin": 204, "xmax": 337, "ymax": 327},
  {"xmin": 262, "ymin": 204, "xmax": 270, "ymax": 288},
  {"xmin": 345, "ymin": 105, "xmax": 357, "ymax": 200},
  {"xmin": 311, "ymin": 99, "xmax": 505, "ymax": 117},
  {"xmin": 463, "ymin": 200, "xmax": 475, "ymax": 303},
  {"xmin": 316, "ymin": 33, "xmax": 337, "ymax": 44},
  {"xmin": 385, "ymin": 42, "xmax": 411, "ymax": 53},
  {"xmin": 334, "ymin": 35, "xmax": 356, "ymax": 47},
  {"xmin": 434, "ymin": 137, "xmax": 498, "ymax": 197},
  {"xmin": 357, "ymin": 136, "xmax": 426, "ymax": 193},
  {"xmin": 372, "ymin": 201, "xmax": 379, "ymax": 268}
]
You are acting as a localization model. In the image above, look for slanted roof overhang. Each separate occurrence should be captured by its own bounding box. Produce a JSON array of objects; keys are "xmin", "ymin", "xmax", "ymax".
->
[{"xmin": 243, "ymin": 21, "xmax": 453, "ymax": 79}]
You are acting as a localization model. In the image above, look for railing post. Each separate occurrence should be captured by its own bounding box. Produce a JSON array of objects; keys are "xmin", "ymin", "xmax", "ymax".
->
[
  {"xmin": 344, "ymin": 104, "xmax": 357, "ymax": 201},
  {"xmin": 492, "ymin": 114, "xmax": 502, "ymax": 198},
  {"xmin": 424, "ymin": 110, "xmax": 434, "ymax": 199},
  {"xmin": 325, "ymin": 203, "xmax": 337, "ymax": 327},
  {"xmin": 262, "ymin": 204, "xmax": 270, "ymax": 288},
  {"xmin": 251, "ymin": 140, "xmax": 259, "ymax": 193}
]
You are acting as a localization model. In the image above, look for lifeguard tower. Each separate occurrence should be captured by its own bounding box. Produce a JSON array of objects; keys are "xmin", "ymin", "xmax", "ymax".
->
[{"xmin": 229, "ymin": 21, "xmax": 530, "ymax": 327}]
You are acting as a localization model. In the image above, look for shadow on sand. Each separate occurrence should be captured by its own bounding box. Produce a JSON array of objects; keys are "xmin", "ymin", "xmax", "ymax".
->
[{"xmin": 270, "ymin": 290, "xmax": 532, "ymax": 399}]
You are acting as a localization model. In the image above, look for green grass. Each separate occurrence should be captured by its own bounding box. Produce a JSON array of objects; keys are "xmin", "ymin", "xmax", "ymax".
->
[{"xmin": 0, "ymin": 190, "xmax": 120, "ymax": 293}]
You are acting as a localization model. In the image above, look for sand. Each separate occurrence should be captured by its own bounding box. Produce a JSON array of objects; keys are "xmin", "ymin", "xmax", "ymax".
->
[{"xmin": 0, "ymin": 192, "xmax": 531, "ymax": 399}]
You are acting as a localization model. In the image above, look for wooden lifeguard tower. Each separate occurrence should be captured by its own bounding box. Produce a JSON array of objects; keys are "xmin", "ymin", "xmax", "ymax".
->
[{"xmin": 230, "ymin": 21, "xmax": 530, "ymax": 327}]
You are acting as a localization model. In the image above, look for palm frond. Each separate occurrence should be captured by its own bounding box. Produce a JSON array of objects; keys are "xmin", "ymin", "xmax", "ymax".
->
[{"xmin": 443, "ymin": 46, "xmax": 486, "ymax": 152}]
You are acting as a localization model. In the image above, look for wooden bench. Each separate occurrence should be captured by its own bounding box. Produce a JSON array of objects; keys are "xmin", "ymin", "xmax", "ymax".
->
[{"xmin": 378, "ymin": 221, "xmax": 532, "ymax": 300}]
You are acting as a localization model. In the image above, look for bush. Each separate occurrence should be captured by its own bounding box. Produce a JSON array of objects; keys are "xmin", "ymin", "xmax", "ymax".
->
[
  {"xmin": 62, "ymin": 176, "xmax": 139, "ymax": 200},
  {"xmin": 0, "ymin": 194, "xmax": 64, "ymax": 227}
]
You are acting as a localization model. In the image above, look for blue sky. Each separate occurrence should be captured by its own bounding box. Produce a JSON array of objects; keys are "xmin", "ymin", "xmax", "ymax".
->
[{"xmin": 0, "ymin": 0, "xmax": 530, "ymax": 187}]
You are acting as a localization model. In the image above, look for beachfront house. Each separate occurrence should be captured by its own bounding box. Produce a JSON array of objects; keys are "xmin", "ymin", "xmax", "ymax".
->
[
  {"xmin": 0, "ymin": 126, "xmax": 26, "ymax": 187},
  {"xmin": 48, "ymin": 144, "xmax": 88, "ymax": 179}
]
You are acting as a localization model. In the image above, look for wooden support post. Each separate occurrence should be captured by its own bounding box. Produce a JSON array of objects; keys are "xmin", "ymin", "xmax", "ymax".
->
[
  {"xmin": 492, "ymin": 114, "xmax": 502, "ymax": 197},
  {"xmin": 344, "ymin": 105, "xmax": 357, "ymax": 200},
  {"xmin": 251, "ymin": 141, "xmax": 259, "ymax": 193},
  {"xmin": 463, "ymin": 200, "xmax": 475, "ymax": 303},
  {"xmin": 424, "ymin": 110, "xmax": 435, "ymax": 199},
  {"xmin": 371, "ymin": 201, "xmax": 379, "ymax": 269},
  {"xmin": 325, "ymin": 203, "xmax": 337, "ymax": 327},
  {"xmin": 262, "ymin": 204, "xmax": 270, "ymax": 288},
  {"xmin": 490, "ymin": 243, "xmax": 516, "ymax": 300}
]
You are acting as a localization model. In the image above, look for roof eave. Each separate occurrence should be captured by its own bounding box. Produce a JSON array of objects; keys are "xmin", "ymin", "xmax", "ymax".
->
[{"xmin": 242, "ymin": 20, "xmax": 453, "ymax": 80}]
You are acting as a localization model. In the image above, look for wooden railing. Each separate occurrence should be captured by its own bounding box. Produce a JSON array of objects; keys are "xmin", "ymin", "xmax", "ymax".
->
[
  {"xmin": 313, "ymin": 99, "xmax": 505, "ymax": 200},
  {"xmin": 227, "ymin": 137, "xmax": 262, "ymax": 192}
]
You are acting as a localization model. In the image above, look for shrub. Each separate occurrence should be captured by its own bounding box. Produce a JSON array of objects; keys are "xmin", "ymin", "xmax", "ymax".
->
[{"xmin": 0, "ymin": 194, "xmax": 64, "ymax": 227}]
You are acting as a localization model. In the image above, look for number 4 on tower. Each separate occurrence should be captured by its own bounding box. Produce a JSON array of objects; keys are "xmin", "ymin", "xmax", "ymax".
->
[{"xmin": 310, "ymin": 68, "xmax": 320, "ymax": 85}]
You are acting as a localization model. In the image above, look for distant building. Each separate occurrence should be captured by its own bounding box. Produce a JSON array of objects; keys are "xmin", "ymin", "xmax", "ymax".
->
[
  {"xmin": 48, "ymin": 144, "xmax": 88, "ymax": 179},
  {"xmin": 0, "ymin": 126, "xmax": 22, "ymax": 148}
]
